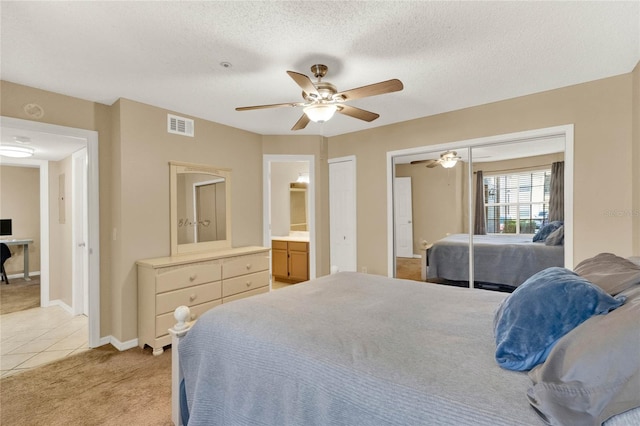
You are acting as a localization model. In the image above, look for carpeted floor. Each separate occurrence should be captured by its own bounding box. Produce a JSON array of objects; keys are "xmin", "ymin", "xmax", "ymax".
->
[
  {"xmin": 0, "ymin": 276, "xmax": 40, "ymax": 315},
  {"xmin": 0, "ymin": 345, "xmax": 172, "ymax": 425}
]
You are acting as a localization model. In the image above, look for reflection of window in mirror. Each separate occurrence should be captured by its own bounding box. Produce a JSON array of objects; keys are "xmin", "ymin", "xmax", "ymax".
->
[
  {"xmin": 290, "ymin": 183, "xmax": 307, "ymax": 231},
  {"xmin": 483, "ymin": 169, "xmax": 551, "ymax": 235}
]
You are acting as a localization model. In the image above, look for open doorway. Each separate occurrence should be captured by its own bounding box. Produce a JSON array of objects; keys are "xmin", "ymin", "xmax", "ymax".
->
[
  {"xmin": 0, "ymin": 116, "xmax": 100, "ymax": 348},
  {"xmin": 263, "ymin": 155, "xmax": 316, "ymax": 289}
]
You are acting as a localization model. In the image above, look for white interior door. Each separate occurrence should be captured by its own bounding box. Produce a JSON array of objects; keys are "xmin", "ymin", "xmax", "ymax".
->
[
  {"xmin": 394, "ymin": 177, "xmax": 414, "ymax": 258},
  {"xmin": 72, "ymin": 148, "xmax": 89, "ymax": 315},
  {"xmin": 329, "ymin": 157, "xmax": 356, "ymax": 272}
]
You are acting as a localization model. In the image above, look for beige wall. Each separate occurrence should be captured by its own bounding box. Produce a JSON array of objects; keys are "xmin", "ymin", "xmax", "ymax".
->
[
  {"xmin": 329, "ymin": 74, "xmax": 635, "ymax": 275},
  {"xmin": 2, "ymin": 63, "xmax": 637, "ymax": 344},
  {"xmin": 0, "ymin": 165, "xmax": 40, "ymax": 275},
  {"xmin": 1, "ymin": 82, "xmax": 268, "ymax": 343},
  {"xmin": 633, "ymin": 62, "xmax": 640, "ymax": 255},
  {"xmin": 1, "ymin": 80, "xmax": 113, "ymax": 335},
  {"xmin": 472, "ymin": 153, "xmax": 564, "ymax": 175},
  {"xmin": 395, "ymin": 163, "xmax": 465, "ymax": 254},
  {"xmin": 48, "ymin": 157, "xmax": 73, "ymax": 304},
  {"xmin": 109, "ymin": 99, "xmax": 264, "ymax": 342}
]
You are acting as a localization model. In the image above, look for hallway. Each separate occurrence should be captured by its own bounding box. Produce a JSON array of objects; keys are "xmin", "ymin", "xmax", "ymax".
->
[{"xmin": 0, "ymin": 305, "xmax": 88, "ymax": 377}]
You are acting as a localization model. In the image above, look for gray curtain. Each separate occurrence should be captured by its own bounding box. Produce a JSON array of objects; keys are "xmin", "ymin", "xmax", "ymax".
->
[
  {"xmin": 549, "ymin": 161, "xmax": 564, "ymax": 222},
  {"xmin": 474, "ymin": 170, "xmax": 486, "ymax": 235}
]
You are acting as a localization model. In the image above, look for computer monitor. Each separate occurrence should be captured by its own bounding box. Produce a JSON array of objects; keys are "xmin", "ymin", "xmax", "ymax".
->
[{"xmin": 0, "ymin": 219, "xmax": 12, "ymax": 237}]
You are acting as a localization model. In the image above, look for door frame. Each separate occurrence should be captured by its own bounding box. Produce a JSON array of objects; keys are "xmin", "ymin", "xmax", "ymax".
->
[
  {"xmin": 386, "ymin": 124, "xmax": 574, "ymax": 278},
  {"xmin": 263, "ymin": 154, "xmax": 316, "ymax": 281},
  {"xmin": 0, "ymin": 116, "xmax": 100, "ymax": 348},
  {"xmin": 72, "ymin": 147, "xmax": 89, "ymax": 315}
]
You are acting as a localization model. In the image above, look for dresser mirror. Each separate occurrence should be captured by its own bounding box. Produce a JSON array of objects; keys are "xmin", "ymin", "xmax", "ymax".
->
[{"xmin": 170, "ymin": 161, "xmax": 232, "ymax": 255}]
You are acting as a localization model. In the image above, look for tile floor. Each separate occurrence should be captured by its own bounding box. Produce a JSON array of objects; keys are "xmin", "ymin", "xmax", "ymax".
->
[
  {"xmin": 0, "ymin": 305, "xmax": 89, "ymax": 378},
  {"xmin": 272, "ymin": 280, "xmax": 298, "ymax": 290}
]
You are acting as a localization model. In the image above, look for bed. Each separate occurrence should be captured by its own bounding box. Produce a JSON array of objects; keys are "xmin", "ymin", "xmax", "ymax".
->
[
  {"xmin": 427, "ymin": 233, "xmax": 564, "ymax": 289},
  {"xmin": 170, "ymin": 264, "xmax": 640, "ymax": 426}
]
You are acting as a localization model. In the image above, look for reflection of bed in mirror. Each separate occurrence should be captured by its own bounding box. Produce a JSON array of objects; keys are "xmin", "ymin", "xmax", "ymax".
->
[{"xmin": 427, "ymin": 234, "xmax": 564, "ymax": 291}]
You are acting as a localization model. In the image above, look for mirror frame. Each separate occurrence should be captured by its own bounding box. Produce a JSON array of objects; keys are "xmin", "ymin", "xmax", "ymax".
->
[{"xmin": 170, "ymin": 161, "xmax": 232, "ymax": 255}]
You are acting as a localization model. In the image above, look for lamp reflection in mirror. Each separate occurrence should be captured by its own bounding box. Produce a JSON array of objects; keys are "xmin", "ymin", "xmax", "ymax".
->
[
  {"xmin": 0, "ymin": 144, "xmax": 34, "ymax": 158},
  {"xmin": 304, "ymin": 104, "xmax": 337, "ymax": 123}
]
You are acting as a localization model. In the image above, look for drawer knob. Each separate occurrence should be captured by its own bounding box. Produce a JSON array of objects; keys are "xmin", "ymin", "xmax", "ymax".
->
[
  {"xmin": 246, "ymin": 263, "xmax": 252, "ymax": 270},
  {"xmin": 189, "ymin": 274, "xmax": 197, "ymax": 281},
  {"xmin": 246, "ymin": 281, "xmax": 252, "ymax": 287},
  {"xmin": 190, "ymin": 294, "xmax": 197, "ymax": 301}
]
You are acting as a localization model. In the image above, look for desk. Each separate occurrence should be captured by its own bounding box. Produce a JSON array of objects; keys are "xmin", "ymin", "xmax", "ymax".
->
[{"xmin": 0, "ymin": 239, "xmax": 34, "ymax": 281}]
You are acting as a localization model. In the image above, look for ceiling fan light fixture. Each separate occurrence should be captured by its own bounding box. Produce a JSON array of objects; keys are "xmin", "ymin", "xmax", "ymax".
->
[
  {"xmin": 303, "ymin": 104, "xmax": 337, "ymax": 123},
  {"xmin": 0, "ymin": 144, "xmax": 35, "ymax": 158},
  {"xmin": 440, "ymin": 158, "xmax": 458, "ymax": 168}
]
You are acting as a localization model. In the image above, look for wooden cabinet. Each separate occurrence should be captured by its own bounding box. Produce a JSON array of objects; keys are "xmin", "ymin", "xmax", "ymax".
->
[
  {"xmin": 272, "ymin": 240, "xmax": 309, "ymax": 283},
  {"xmin": 137, "ymin": 246, "xmax": 269, "ymax": 355}
]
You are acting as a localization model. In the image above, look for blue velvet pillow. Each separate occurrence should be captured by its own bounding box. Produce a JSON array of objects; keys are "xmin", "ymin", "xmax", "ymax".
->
[
  {"xmin": 532, "ymin": 220, "xmax": 563, "ymax": 242},
  {"xmin": 494, "ymin": 267, "xmax": 625, "ymax": 371}
]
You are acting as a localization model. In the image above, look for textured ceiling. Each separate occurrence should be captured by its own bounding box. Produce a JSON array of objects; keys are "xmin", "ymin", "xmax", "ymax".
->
[{"xmin": 1, "ymin": 1, "xmax": 639, "ymax": 138}]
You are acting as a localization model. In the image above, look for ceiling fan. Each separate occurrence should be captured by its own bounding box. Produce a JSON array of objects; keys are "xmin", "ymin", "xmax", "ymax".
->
[
  {"xmin": 235, "ymin": 64, "xmax": 403, "ymax": 131},
  {"xmin": 410, "ymin": 151, "xmax": 462, "ymax": 168}
]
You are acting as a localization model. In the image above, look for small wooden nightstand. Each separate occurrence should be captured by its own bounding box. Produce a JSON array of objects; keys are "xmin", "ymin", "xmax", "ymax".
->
[{"xmin": 419, "ymin": 244, "xmax": 433, "ymax": 281}]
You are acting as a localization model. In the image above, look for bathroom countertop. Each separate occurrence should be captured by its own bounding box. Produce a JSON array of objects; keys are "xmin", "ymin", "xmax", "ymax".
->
[{"xmin": 271, "ymin": 231, "xmax": 309, "ymax": 242}]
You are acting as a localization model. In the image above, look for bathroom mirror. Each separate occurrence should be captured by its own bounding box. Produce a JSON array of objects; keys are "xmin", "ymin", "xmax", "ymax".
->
[
  {"xmin": 170, "ymin": 161, "xmax": 232, "ymax": 255},
  {"xmin": 290, "ymin": 183, "xmax": 308, "ymax": 231}
]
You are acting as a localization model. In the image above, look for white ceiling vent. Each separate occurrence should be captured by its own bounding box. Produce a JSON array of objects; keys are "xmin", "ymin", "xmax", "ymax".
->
[{"xmin": 167, "ymin": 114, "xmax": 194, "ymax": 137}]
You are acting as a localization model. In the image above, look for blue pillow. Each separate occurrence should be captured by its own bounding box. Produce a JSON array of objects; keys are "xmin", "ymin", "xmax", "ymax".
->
[
  {"xmin": 494, "ymin": 267, "xmax": 625, "ymax": 371},
  {"xmin": 544, "ymin": 225, "xmax": 564, "ymax": 246},
  {"xmin": 533, "ymin": 220, "xmax": 563, "ymax": 242}
]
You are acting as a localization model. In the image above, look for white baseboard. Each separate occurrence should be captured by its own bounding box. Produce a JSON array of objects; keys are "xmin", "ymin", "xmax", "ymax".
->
[
  {"xmin": 107, "ymin": 336, "xmax": 139, "ymax": 351},
  {"xmin": 6, "ymin": 271, "xmax": 41, "ymax": 279},
  {"xmin": 48, "ymin": 299, "xmax": 74, "ymax": 314}
]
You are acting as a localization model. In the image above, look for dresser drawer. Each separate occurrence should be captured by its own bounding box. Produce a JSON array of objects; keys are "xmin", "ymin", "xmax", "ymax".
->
[
  {"xmin": 223, "ymin": 286, "xmax": 269, "ymax": 304},
  {"xmin": 223, "ymin": 270, "xmax": 269, "ymax": 297},
  {"xmin": 223, "ymin": 254, "xmax": 269, "ymax": 279},
  {"xmin": 156, "ymin": 299, "xmax": 221, "ymax": 338},
  {"xmin": 156, "ymin": 262, "xmax": 221, "ymax": 293},
  {"xmin": 156, "ymin": 281, "xmax": 222, "ymax": 315}
]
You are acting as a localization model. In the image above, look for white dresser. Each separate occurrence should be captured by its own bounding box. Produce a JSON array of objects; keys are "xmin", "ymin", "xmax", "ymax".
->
[{"xmin": 137, "ymin": 246, "xmax": 270, "ymax": 355}]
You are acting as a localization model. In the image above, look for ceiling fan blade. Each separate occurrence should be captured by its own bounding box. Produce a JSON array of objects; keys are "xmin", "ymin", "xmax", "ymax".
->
[
  {"xmin": 291, "ymin": 114, "xmax": 310, "ymax": 131},
  {"xmin": 287, "ymin": 71, "xmax": 320, "ymax": 97},
  {"xmin": 236, "ymin": 102, "xmax": 303, "ymax": 111},
  {"xmin": 336, "ymin": 104, "xmax": 380, "ymax": 122},
  {"xmin": 336, "ymin": 79, "xmax": 403, "ymax": 101},
  {"xmin": 426, "ymin": 161, "xmax": 441, "ymax": 168},
  {"xmin": 410, "ymin": 159, "xmax": 436, "ymax": 165}
]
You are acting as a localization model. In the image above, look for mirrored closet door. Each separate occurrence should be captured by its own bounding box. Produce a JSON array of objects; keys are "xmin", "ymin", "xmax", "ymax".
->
[{"xmin": 392, "ymin": 132, "xmax": 568, "ymax": 292}]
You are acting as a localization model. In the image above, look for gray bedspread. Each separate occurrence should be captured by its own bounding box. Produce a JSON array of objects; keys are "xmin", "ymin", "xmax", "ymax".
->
[
  {"xmin": 427, "ymin": 234, "xmax": 564, "ymax": 287},
  {"xmin": 179, "ymin": 272, "xmax": 543, "ymax": 425}
]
